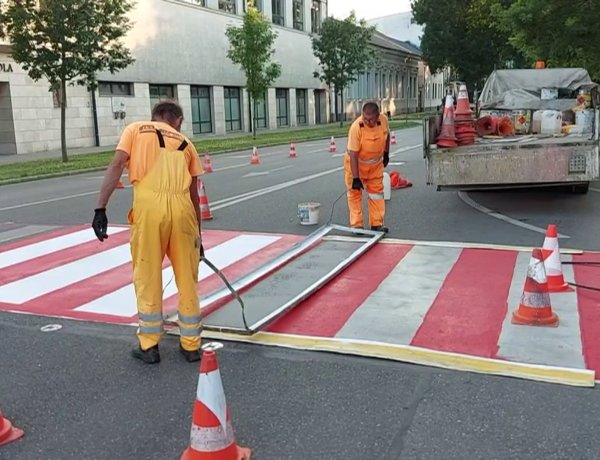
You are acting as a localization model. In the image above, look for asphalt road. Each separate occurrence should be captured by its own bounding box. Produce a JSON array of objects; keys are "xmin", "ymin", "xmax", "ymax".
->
[{"xmin": 2, "ymin": 128, "xmax": 600, "ymax": 459}]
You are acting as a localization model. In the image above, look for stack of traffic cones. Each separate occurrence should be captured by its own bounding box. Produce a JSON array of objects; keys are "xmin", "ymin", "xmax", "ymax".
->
[
  {"xmin": 436, "ymin": 95, "xmax": 458, "ymax": 148},
  {"xmin": 454, "ymin": 84, "xmax": 476, "ymax": 146},
  {"xmin": 250, "ymin": 147, "xmax": 260, "ymax": 165},
  {"xmin": 202, "ymin": 152, "xmax": 213, "ymax": 173},
  {"xmin": 181, "ymin": 342, "xmax": 251, "ymax": 460},
  {"xmin": 289, "ymin": 140, "xmax": 297, "ymax": 159},
  {"xmin": 512, "ymin": 248, "xmax": 559, "ymax": 327},
  {"xmin": 198, "ymin": 181, "xmax": 213, "ymax": 221},
  {"xmin": 329, "ymin": 136, "xmax": 337, "ymax": 153},
  {"xmin": 542, "ymin": 224, "xmax": 573, "ymax": 292},
  {"xmin": 390, "ymin": 132, "xmax": 397, "ymax": 145},
  {"xmin": 0, "ymin": 407, "xmax": 24, "ymax": 447}
]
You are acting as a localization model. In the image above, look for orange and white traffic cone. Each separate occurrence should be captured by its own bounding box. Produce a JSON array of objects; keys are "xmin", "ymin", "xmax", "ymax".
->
[
  {"xmin": 250, "ymin": 147, "xmax": 260, "ymax": 165},
  {"xmin": 542, "ymin": 224, "xmax": 573, "ymax": 292},
  {"xmin": 289, "ymin": 141, "xmax": 296, "ymax": 159},
  {"xmin": 511, "ymin": 248, "xmax": 559, "ymax": 327},
  {"xmin": 0, "ymin": 407, "xmax": 24, "ymax": 447},
  {"xmin": 116, "ymin": 180, "xmax": 125, "ymax": 189},
  {"xmin": 390, "ymin": 132, "xmax": 397, "ymax": 145},
  {"xmin": 328, "ymin": 136, "xmax": 337, "ymax": 153},
  {"xmin": 203, "ymin": 152, "xmax": 214, "ymax": 173},
  {"xmin": 198, "ymin": 181, "xmax": 213, "ymax": 221},
  {"xmin": 181, "ymin": 342, "xmax": 251, "ymax": 460},
  {"xmin": 436, "ymin": 95, "xmax": 458, "ymax": 148}
]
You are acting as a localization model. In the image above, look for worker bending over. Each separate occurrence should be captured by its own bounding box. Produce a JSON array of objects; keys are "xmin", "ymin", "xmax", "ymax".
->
[
  {"xmin": 344, "ymin": 102, "xmax": 390, "ymax": 232},
  {"xmin": 92, "ymin": 101, "xmax": 204, "ymax": 364}
]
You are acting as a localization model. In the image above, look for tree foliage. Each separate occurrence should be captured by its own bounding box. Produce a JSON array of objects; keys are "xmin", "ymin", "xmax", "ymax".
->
[
  {"xmin": 495, "ymin": 0, "xmax": 600, "ymax": 81},
  {"xmin": 411, "ymin": 0, "xmax": 525, "ymax": 91},
  {"xmin": 312, "ymin": 12, "xmax": 377, "ymax": 124},
  {"xmin": 226, "ymin": 2, "xmax": 281, "ymax": 138},
  {"xmin": 0, "ymin": 0, "xmax": 134, "ymax": 161}
]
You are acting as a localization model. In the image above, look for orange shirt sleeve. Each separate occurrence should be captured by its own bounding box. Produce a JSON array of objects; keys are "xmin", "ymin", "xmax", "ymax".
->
[
  {"xmin": 186, "ymin": 142, "xmax": 203, "ymax": 177},
  {"xmin": 116, "ymin": 123, "xmax": 136, "ymax": 157},
  {"xmin": 347, "ymin": 120, "xmax": 362, "ymax": 152},
  {"xmin": 381, "ymin": 115, "xmax": 390, "ymax": 136}
]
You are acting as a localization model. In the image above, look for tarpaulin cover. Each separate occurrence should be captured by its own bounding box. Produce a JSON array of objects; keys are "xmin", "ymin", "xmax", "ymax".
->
[{"xmin": 478, "ymin": 68, "xmax": 598, "ymax": 110}]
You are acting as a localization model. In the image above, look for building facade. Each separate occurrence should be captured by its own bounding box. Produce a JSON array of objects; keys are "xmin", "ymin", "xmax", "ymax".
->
[{"xmin": 0, "ymin": 0, "xmax": 330, "ymax": 155}]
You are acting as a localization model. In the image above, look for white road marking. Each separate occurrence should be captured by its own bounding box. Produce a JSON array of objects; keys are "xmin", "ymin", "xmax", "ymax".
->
[
  {"xmin": 458, "ymin": 191, "xmax": 570, "ymax": 239},
  {"xmin": 590, "ymin": 187, "xmax": 600, "ymax": 193},
  {"xmin": 0, "ymin": 226, "xmax": 128, "ymax": 269},
  {"xmin": 243, "ymin": 165, "xmax": 294, "ymax": 178}
]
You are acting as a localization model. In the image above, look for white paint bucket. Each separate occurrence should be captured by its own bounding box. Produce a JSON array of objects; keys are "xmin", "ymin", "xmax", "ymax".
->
[
  {"xmin": 298, "ymin": 202, "xmax": 320, "ymax": 225},
  {"xmin": 383, "ymin": 172, "xmax": 391, "ymax": 200},
  {"xmin": 576, "ymin": 109, "xmax": 594, "ymax": 134}
]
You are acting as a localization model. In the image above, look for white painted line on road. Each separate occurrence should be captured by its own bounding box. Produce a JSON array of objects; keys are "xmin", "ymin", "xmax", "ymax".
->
[
  {"xmin": 330, "ymin": 144, "xmax": 420, "ymax": 159},
  {"xmin": 590, "ymin": 187, "xmax": 600, "ymax": 193},
  {"xmin": 211, "ymin": 166, "xmax": 344, "ymax": 210},
  {"xmin": 213, "ymin": 163, "xmax": 249, "ymax": 172},
  {"xmin": 458, "ymin": 191, "xmax": 570, "ymax": 239},
  {"xmin": 243, "ymin": 165, "xmax": 294, "ymax": 178},
  {"xmin": 0, "ymin": 187, "xmax": 130, "ymax": 212}
]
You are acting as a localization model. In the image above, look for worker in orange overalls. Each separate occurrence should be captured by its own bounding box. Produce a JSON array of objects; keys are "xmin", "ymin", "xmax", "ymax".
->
[
  {"xmin": 344, "ymin": 102, "xmax": 390, "ymax": 232},
  {"xmin": 92, "ymin": 101, "xmax": 204, "ymax": 364}
]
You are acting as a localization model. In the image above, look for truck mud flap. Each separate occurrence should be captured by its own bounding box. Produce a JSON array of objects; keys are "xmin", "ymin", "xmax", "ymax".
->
[{"xmin": 167, "ymin": 224, "xmax": 385, "ymax": 335}]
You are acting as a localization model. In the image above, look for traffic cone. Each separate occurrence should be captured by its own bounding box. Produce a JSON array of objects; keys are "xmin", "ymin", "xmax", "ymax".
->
[
  {"xmin": 436, "ymin": 96, "xmax": 458, "ymax": 148},
  {"xmin": 198, "ymin": 181, "xmax": 213, "ymax": 221},
  {"xmin": 390, "ymin": 132, "xmax": 397, "ymax": 145},
  {"xmin": 116, "ymin": 180, "xmax": 125, "ymax": 189},
  {"xmin": 542, "ymin": 224, "xmax": 573, "ymax": 292},
  {"xmin": 389, "ymin": 171, "xmax": 413, "ymax": 189},
  {"xmin": 454, "ymin": 84, "xmax": 473, "ymax": 122},
  {"xmin": 328, "ymin": 136, "xmax": 337, "ymax": 153},
  {"xmin": 289, "ymin": 140, "xmax": 296, "ymax": 158},
  {"xmin": 181, "ymin": 342, "xmax": 251, "ymax": 460},
  {"xmin": 511, "ymin": 248, "xmax": 559, "ymax": 327},
  {"xmin": 0, "ymin": 407, "xmax": 24, "ymax": 447},
  {"xmin": 203, "ymin": 152, "xmax": 214, "ymax": 173},
  {"xmin": 250, "ymin": 147, "xmax": 260, "ymax": 165}
]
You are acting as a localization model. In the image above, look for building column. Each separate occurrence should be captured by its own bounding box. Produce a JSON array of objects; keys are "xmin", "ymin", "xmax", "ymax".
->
[
  {"xmin": 289, "ymin": 88, "xmax": 297, "ymax": 127},
  {"xmin": 213, "ymin": 86, "xmax": 226, "ymax": 135},
  {"xmin": 267, "ymin": 87, "xmax": 277, "ymax": 129},
  {"xmin": 177, "ymin": 84, "xmax": 193, "ymax": 137},
  {"xmin": 284, "ymin": 0, "xmax": 293, "ymax": 28},
  {"xmin": 263, "ymin": 0, "xmax": 272, "ymax": 22},
  {"xmin": 303, "ymin": 0, "xmax": 311, "ymax": 33},
  {"xmin": 242, "ymin": 88, "xmax": 250, "ymax": 133},
  {"xmin": 206, "ymin": 0, "xmax": 219, "ymax": 10},
  {"xmin": 307, "ymin": 89, "xmax": 315, "ymax": 125}
]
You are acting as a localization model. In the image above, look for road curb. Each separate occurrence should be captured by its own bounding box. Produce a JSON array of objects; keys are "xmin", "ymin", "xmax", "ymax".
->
[{"xmin": 200, "ymin": 331, "xmax": 596, "ymax": 388}]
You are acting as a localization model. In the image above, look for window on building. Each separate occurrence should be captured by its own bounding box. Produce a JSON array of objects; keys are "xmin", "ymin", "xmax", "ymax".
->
[
  {"xmin": 224, "ymin": 87, "xmax": 242, "ymax": 131},
  {"xmin": 98, "ymin": 81, "xmax": 133, "ymax": 97},
  {"xmin": 253, "ymin": 92, "xmax": 267, "ymax": 129},
  {"xmin": 149, "ymin": 84, "xmax": 176, "ymax": 110},
  {"xmin": 219, "ymin": 0, "xmax": 236, "ymax": 14},
  {"xmin": 191, "ymin": 86, "xmax": 212, "ymax": 134},
  {"xmin": 311, "ymin": 0, "xmax": 323, "ymax": 33},
  {"xmin": 276, "ymin": 88, "xmax": 289, "ymax": 127},
  {"xmin": 296, "ymin": 89, "xmax": 307, "ymax": 125},
  {"xmin": 293, "ymin": 0, "xmax": 304, "ymax": 30},
  {"xmin": 272, "ymin": 0, "xmax": 284, "ymax": 25}
]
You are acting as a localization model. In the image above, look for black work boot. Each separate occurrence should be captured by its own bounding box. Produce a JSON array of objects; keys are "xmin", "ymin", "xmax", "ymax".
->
[
  {"xmin": 179, "ymin": 344, "xmax": 202, "ymax": 363},
  {"xmin": 371, "ymin": 225, "xmax": 389, "ymax": 233},
  {"xmin": 131, "ymin": 345, "xmax": 160, "ymax": 364}
]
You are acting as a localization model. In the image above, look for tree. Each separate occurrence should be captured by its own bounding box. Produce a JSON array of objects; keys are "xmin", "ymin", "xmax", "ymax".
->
[
  {"xmin": 0, "ymin": 0, "xmax": 134, "ymax": 162},
  {"xmin": 411, "ymin": 0, "xmax": 525, "ymax": 92},
  {"xmin": 226, "ymin": 1, "xmax": 281, "ymax": 139},
  {"xmin": 311, "ymin": 12, "xmax": 377, "ymax": 126},
  {"xmin": 495, "ymin": 0, "xmax": 600, "ymax": 80}
]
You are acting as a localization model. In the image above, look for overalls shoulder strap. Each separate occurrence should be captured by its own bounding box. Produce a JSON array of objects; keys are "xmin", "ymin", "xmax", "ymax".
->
[{"xmin": 155, "ymin": 128, "xmax": 188, "ymax": 151}]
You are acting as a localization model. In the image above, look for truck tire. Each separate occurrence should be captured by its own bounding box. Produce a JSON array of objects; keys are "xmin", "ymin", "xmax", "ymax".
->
[{"xmin": 571, "ymin": 183, "xmax": 590, "ymax": 194}]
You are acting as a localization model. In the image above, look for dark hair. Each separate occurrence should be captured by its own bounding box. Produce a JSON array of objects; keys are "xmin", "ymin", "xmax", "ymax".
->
[
  {"xmin": 362, "ymin": 102, "xmax": 380, "ymax": 115},
  {"xmin": 151, "ymin": 100, "xmax": 183, "ymax": 123}
]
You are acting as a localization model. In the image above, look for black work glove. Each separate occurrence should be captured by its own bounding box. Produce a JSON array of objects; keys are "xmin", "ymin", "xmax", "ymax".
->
[
  {"xmin": 200, "ymin": 243, "xmax": 205, "ymax": 260},
  {"xmin": 92, "ymin": 208, "xmax": 108, "ymax": 242},
  {"xmin": 351, "ymin": 178, "xmax": 364, "ymax": 190},
  {"xmin": 383, "ymin": 151, "xmax": 390, "ymax": 168}
]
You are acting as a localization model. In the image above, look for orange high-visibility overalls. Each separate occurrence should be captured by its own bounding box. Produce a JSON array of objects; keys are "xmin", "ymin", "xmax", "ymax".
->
[{"xmin": 344, "ymin": 114, "xmax": 389, "ymax": 228}]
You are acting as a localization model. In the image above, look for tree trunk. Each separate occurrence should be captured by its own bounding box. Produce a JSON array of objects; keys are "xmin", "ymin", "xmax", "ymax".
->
[
  {"xmin": 61, "ymin": 78, "xmax": 68, "ymax": 162},
  {"xmin": 333, "ymin": 88, "xmax": 339, "ymax": 126}
]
